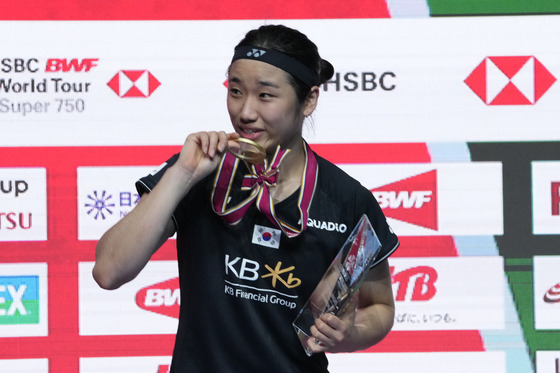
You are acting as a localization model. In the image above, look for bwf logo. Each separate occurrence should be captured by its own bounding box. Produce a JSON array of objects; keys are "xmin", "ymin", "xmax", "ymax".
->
[
  {"xmin": 371, "ymin": 170, "xmax": 438, "ymax": 231},
  {"xmin": 465, "ymin": 56, "xmax": 556, "ymax": 105}
]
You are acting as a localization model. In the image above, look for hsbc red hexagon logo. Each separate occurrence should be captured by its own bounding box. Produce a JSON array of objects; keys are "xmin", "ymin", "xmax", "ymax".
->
[
  {"xmin": 135, "ymin": 277, "xmax": 180, "ymax": 318},
  {"xmin": 371, "ymin": 170, "xmax": 438, "ymax": 231},
  {"xmin": 465, "ymin": 56, "xmax": 556, "ymax": 105},
  {"xmin": 108, "ymin": 70, "xmax": 161, "ymax": 97}
]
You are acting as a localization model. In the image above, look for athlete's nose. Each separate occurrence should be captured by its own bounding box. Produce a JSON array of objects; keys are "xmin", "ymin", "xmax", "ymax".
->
[{"xmin": 239, "ymin": 96, "xmax": 258, "ymax": 123}]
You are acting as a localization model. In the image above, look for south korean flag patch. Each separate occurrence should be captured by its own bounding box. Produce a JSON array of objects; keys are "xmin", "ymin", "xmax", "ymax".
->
[{"xmin": 252, "ymin": 224, "xmax": 281, "ymax": 249}]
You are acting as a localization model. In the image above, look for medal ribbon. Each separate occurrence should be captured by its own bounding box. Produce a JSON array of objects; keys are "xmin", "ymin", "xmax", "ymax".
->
[{"xmin": 211, "ymin": 141, "xmax": 318, "ymax": 238}]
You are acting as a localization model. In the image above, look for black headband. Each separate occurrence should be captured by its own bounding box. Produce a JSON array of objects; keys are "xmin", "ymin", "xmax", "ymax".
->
[{"xmin": 231, "ymin": 45, "xmax": 320, "ymax": 88}]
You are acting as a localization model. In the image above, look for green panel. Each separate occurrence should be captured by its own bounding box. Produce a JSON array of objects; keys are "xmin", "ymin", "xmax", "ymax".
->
[
  {"xmin": 507, "ymin": 267, "xmax": 560, "ymax": 364},
  {"xmin": 427, "ymin": 0, "xmax": 560, "ymax": 15},
  {"xmin": 0, "ymin": 300, "xmax": 40, "ymax": 325}
]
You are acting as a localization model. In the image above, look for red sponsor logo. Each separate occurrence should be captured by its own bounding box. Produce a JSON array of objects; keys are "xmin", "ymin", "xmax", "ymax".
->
[
  {"xmin": 157, "ymin": 365, "xmax": 170, "ymax": 373},
  {"xmin": 391, "ymin": 266, "xmax": 438, "ymax": 302},
  {"xmin": 544, "ymin": 282, "xmax": 560, "ymax": 303},
  {"xmin": 45, "ymin": 58, "xmax": 99, "ymax": 72},
  {"xmin": 371, "ymin": 170, "xmax": 438, "ymax": 230},
  {"xmin": 107, "ymin": 70, "xmax": 161, "ymax": 97},
  {"xmin": 135, "ymin": 277, "xmax": 180, "ymax": 318},
  {"xmin": 465, "ymin": 56, "xmax": 556, "ymax": 105},
  {"xmin": 552, "ymin": 182, "xmax": 560, "ymax": 216}
]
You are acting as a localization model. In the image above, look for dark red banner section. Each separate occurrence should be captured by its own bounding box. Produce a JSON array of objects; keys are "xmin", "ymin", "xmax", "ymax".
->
[{"xmin": 0, "ymin": 0, "xmax": 390, "ymax": 20}]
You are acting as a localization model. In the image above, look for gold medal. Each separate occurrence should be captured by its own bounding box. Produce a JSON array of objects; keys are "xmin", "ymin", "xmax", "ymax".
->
[{"xmin": 227, "ymin": 137, "xmax": 266, "ymax": 164}]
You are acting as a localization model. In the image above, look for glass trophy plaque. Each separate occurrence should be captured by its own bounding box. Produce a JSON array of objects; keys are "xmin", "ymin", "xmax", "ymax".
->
[{"xmin": 292, "ymin": 214, "xmax": 382, "ymax": 356}]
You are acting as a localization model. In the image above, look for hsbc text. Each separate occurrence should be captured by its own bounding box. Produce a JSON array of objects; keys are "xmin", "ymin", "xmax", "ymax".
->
[{"xmin": 322, "ymin": 71, "xmax": 396, "ymax": 92}]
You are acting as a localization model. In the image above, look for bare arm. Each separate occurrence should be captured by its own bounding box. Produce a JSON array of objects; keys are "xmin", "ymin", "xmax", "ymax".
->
[
  {"xmin": 307, "ymin": 258, "xmax": 395, "ymax": 353},
  {"xmin": 92, "ymin": 131, "xmax": 237, "ymax": 290}
]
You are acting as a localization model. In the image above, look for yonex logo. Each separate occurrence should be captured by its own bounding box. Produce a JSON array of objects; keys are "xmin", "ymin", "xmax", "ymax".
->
[
  {"xmin": 465, "ymin": 56, "xmax": 556, "ymax": 105},
  {"xmin": 247, "ymin": 49, "xmax": 266, "ymax": 58}
]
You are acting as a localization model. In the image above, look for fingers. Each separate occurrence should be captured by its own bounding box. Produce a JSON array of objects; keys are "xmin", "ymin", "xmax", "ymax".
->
[
  {"xmin": 308, "ymin": 308, "xmax": 357, "ymax": 354},
  {"xmin": 226, "ymin": 132, "xmax": 241, "ymax": 153},
  {"xmin": 306, "ymin": 313, "xmax": 337, "ymax": 354},
  {"xmin": 189, "ymin": 131, "xmax": 233, "ymax": 159},
  {"xmin": 201, "ymin": 131, "xmax": 229, "ymax": 159}
]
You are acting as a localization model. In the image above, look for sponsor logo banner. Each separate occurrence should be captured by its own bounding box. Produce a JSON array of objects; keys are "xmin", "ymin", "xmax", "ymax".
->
[
  {"xmin": 390, "ymin": 257, "xmax": 505, "ymax": 331},
  {"xmin": 2, "ymin": 18, "xmax": 560, "ymax": 147},
  {"xmin": 77, "ymin": 166, "xmax": 155, "ymax": 240},
  {"xmin": 0, "ymin": 168, "xmax": 47, "ymax": 241},
  {"xmin": 328, "ymin": 351, "xmax": 506, "ymax": 373},
  {"xmin": 533, "ymin": 256, "xmax": 560, "ymax": 330},
  {"xmin": 79, "ymin": 261, "xmax": 178, "ymax": 336},
  {"xmin": 80, "ymin": 356, "xmax": 172, "ymax": 373},
  {"xmin": 339, "ymin": 162, "xmax": 503, "ymax": 236},
  {"xmin": 532, "ymin": 161, "xmax": 560, "ymax": 234},
  {"xmin": 0, "ymin": 263, "xmax": 48, "ymax": 337}
]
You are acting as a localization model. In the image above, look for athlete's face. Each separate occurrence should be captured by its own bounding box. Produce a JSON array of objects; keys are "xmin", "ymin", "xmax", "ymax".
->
[{"xmin": 227, "ymin": 59, "xmax": 314, "ymax": 155}]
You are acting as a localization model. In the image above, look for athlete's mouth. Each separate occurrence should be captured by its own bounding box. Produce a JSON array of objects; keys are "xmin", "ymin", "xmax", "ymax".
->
[{"xmin": 240, "ymin": 128, "xmax": 262, "ymax": 136}]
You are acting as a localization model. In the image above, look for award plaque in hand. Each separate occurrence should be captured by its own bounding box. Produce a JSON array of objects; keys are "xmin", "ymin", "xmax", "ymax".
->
[{"xmin": 292, "ymin": 214, "xmax": 382, "ymax": 356}]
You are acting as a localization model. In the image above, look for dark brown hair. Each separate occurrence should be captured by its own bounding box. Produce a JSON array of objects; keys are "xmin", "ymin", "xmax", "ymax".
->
[{"xmin": 234, "ymin": 24, "xmax": 334, "ymax": 103}]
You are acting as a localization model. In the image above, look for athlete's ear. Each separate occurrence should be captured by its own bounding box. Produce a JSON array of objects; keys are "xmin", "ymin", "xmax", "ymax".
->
[{"xmin": 302, "ymin": 86, "xmax": 319, "ymax": 117}]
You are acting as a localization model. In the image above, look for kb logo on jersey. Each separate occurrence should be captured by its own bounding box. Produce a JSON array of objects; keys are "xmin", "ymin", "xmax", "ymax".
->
[{"xmin": 252, "ymin": 224, "xmax": 281, "ymax": 249}]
